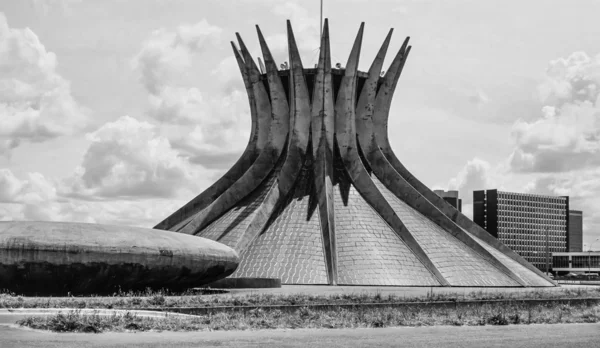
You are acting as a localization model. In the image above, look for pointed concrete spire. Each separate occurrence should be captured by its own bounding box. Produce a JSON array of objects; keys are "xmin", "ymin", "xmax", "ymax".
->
[
  {"xmin": 343, "ymin": 22, "xmax": 364, "ymax": 77},
  {"xmin": 278, "ymin": 20, "xmax": 311, "ymax": 197},
  {"xmin": 371, "ymin": 38, "xmax": 410, "ymax": 153},
  {"xmin": 256, "ymin": 24, "xmax": 288, "ymax": 138},
  {"xmin": 311, "ymin": 18, "xmax": 337, "ymax": 285},
  {"xmin": 355, "ymin": 29, "xmax": 393, "ymax": 155},
  {"xmin": 335, "ymin": 22, "xmax": 364, "ymax": 150},
  {"xmin": 230, "ymin": 41, "xmax": 257, "ymax": 146},
  {"xmin": 153, "ymin": 42, "xmax": 261, "ymax": 232},
  {"xmin": 236, "ymin": 33, "xmax": 261, "ymax": 84},
  {"xmin": 311, "ymin": 18, "xmax": 333, "ymax": 158}
]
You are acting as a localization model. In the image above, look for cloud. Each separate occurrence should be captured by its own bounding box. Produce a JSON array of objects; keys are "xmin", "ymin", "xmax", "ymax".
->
[
  {"xmin": 133, "ymin": 20, "xmax": 222, "ymax": 95},
  {"xmin": 447, "ymin": 158, "xmax": 495, "ymax": 204},
  {"xmin": 168, "ymin": 89, "xmax": 251, "ymax": 164},
  {"xmin": 147, "ymin": 86, "xmax": 207, "ymax": 124},
  {"xmin": 0, "ymin": 13, "xmax": 88, "ymax": 153},
  {"xmin": 0, "ymin": 113, "xmax": 216, "ymax": 227},
  {"xmin": 64, "ymin": 115, "xmax": 198, "ymax": 199},
  {"xmin": 524, "ymin": 168, "xmax": 600, "ymax": 244},
  {"xmin": 0, "ymin": 168, "xmax": 67, "ymax": 221},
  {"xmin": 134, "ymin": 21, "xmax": 251, "ymax": 168},
  {"xmin": 510, "ymin": 51, "xmax": 600, "ymax": 173},
  {"xmin": 0, "ymin": 167, "xmax": 188, "ymax": 227}
]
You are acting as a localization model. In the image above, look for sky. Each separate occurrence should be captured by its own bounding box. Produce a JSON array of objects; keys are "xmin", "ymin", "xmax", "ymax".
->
[{"xmin": 1, "ymin": 0, "xmax": 599, "ymax": 248}]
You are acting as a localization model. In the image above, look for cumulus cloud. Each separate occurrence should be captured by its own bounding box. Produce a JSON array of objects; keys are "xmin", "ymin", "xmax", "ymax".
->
[
  {"xmin": 524, "ymin": 169, "xmax": 600, "ymax": 243},
  {"xmin": 0, "ymin": 13, "xmax": 88, "ymax": 153},
  {"xmin": 0, "ymin": 114, "xmax": 212, "ymax": 226},
  {"xmin": 134, "ymin": 20, "xmax": 251, "ymax": 167},
  {"xmin": 133, "ymin": 19, "xmax": 222, "ymax": 125},
  {"xmin": 447, "ymin": 158, "xmax": 495, "ymax": 203},
  {"xmin": 0, "ymin": 167, "xmax": 188, "ymax": 227},
  {"xmin": 64, "ymin": 115, "xmax": 198, "ymax": 199},
  {"xmin": 0, "ymin": 168, "xmax": 67, "ymax": 221},
  {"xmin": 510, "ymin": 51, "xmax": 600, "ymax": 173},
  {"xmin": 169, "ymin": 89, "xmax": 251, "ymax": 165}
]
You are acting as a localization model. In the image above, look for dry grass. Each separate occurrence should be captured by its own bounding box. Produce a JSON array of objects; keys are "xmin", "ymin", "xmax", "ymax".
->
[
  {"xmin": 17, "ymin": 301, "xmax": 600, "ymax": 332},
  {"xmin": 2, "ymin": 287, "xmax": 600, "ymax": 310}
]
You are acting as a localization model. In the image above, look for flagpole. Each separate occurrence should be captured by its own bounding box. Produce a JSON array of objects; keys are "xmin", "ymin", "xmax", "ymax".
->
[{"xmin": 320, "ymin": 0, "xmax": 323, "ymax": 38}]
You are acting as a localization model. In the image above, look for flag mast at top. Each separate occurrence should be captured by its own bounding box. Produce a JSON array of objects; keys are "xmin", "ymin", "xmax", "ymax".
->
[{"xmin": 320, "ymin": 0, "xmax": 323, "ymax": 38}]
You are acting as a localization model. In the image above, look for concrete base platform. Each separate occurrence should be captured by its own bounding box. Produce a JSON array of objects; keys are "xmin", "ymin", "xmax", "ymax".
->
[
  {"xmin": 220, "ymin": 284, "xmax": 596, "ymax": 298},
  {"xmin": 205, "ymin": 277, "xmax": 281, "ymax": 289}
]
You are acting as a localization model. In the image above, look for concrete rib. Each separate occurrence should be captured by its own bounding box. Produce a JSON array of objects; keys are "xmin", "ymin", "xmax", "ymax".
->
[
  {"xmin": 154, "ymin": 42, "xmax": 262, "ymax": 231},
  {"xmin": 354, "ymin": 37, "xmax": 528, "ymax": 286},
  {"xmin": 231, "ymin": 25, "xmax": 294, "ymax": 252},
  {"xmin": 311, "ymin": 19, "xmax": 337, "ymax": 285},
  {"xmin": 372, "ymin": 43, "xmax": 554, "ymax": 286},
  {"xmin": 277, "ymin": 20, "xmax": 311, "ymax": 198},
  {"xmin": 178, "ymin": 33, "xmax": 289, "ymax": 235},
  {"xmin": 334, "ymin": 23, "xmax": 448, "ymax": 286}
]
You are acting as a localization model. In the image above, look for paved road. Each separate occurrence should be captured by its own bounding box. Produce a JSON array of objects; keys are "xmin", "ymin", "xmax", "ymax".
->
[{"xmin": 1, "ymin": 323, "xmax": 599, "ymax": 348}]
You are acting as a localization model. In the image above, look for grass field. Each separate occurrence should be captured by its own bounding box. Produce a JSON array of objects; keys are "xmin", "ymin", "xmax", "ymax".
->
[
  {"xmin": 15, "ymin": 300, "xmax": 600, "ymax": 332},
  {"xmin": 2, "ymin": 287, "xmax": 599, "ymax": 310},
  {"xmin": 4, "ymin": 287, "xmax": 600, "ymax": 332}
]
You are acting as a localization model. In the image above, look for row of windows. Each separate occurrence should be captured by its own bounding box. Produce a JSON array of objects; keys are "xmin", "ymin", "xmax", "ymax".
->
[
  {"xmin": 498, "ymin": 231, "xmax": 566, "ymax": 238},
  {"xmin": 497, "ymin": 210, "xmax": 566, "ymax": 218},
  {"xmin": 506, "ymin": 244, "xmax": 564, "ymax": 250},
  {"xmin": 497, "ymin": 191, "xmax": 566, "ymax": 203},
  {"xmin": 501, "ymin": 239, "xmax": 564, "ymax": 247},
  {"xmin": 552, "ymin": 256, "xmax": 600, "ymax": 269},
  {"xmin": 498, "ymin": 223, "xmax": 565, "ymax": 230},
  {"xmin": 572, "ymin": 256, "xmax": 600, "ymax": 268},
  {"xmin": 497, "ymin": 198, "xmax": 566, "ymax": 207},
  {"xmin": 499, "ymin": 219, "xmax": 565, "ymax": 226},
  {"xmin": 497, "ymin": 204, "xmax": 566, "ymax": 212}
]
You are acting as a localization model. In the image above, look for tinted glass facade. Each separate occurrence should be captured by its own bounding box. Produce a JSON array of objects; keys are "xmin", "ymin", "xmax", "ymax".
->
[
  {"xmin": 473, "ymin": 189, "xmax": 568, "ymax": 271},
  {"xmin": 568, "ymin": 210, "xmax": 583, "ymax": 252},
  {"xmin": 552, "ymin": 252, "xmax": 600, "ymax": 273}
]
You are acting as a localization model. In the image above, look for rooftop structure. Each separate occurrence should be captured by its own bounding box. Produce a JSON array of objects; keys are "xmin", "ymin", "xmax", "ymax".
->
[
  {"xmin": 434, "ymin": 190, "xmax": 462, "ymax": 212},
  {"xmin": 568, "ymin": 210, "xmax": 583, "ymax": 252},
  {"xmin": 155, "ymin": 20, "xmax": 554, "ymax": 287}
]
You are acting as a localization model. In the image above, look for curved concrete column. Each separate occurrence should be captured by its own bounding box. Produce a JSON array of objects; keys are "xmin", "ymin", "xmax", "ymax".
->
[
  {"xmin": 372, "ymin": 43, "xmax": 552, "ymax": 285},
  {"xmin": 334, "ymin": 24, "xmax": 448, "ymax": 286},
  {"xmin": 154, "ymin": 42, "xmax": 264, "ymax": 231},
  {"xmin": 277, "ymin": 21, "xmax": 312, "ymax": 197},
  {"xmin": 178, "ymin": 34, "xmax": 289, "ymax": 235},
  {"xmin": 311, "ymin": 19, "xmax": 337, "ymax": 285},
  {"xmin": 354, "ymin": 36, "xmax": 527, "ymax": 286},
  {"xmin": 230, "ymin": 25, "xmax": 294, "ymax": 252}
]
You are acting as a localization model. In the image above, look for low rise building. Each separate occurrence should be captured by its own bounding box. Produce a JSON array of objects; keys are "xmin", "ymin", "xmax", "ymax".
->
[{"xmin": 552, "ymin": 251, "xmax": 600, "ymax": 275}]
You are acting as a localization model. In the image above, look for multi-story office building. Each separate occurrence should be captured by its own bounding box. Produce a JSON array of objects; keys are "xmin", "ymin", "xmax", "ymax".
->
[
  {"xmin": 568, "ymin": 210, "xmax": 583, "ymax": 252},
  {"xmin": 473, "ymin": 189, "xmax": 568, "ymax": 271},
  {"xmin": 433, "ymin": 190, "xmax": 462, "ymax": 212}
]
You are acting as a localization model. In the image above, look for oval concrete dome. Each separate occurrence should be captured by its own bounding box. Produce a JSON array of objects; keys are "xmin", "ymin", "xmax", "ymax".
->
[{"xmin": 0, "ymin": 221, "xmax": 239, "ymax": 295}]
